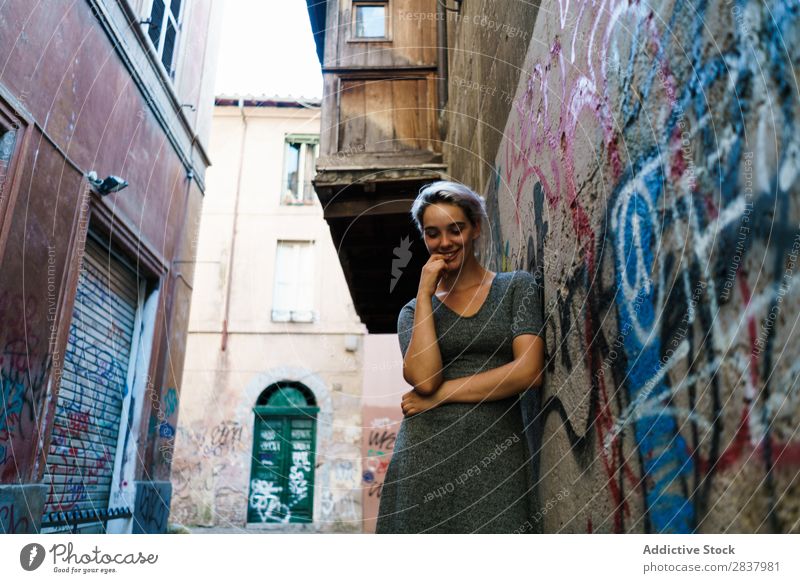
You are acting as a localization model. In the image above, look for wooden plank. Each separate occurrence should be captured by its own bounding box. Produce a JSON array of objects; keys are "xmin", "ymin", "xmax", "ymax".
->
[
  {"xmin": 333, "ymin": 0, "xmax": 346, "ymax": 64},
  {"xmin": 421, "ymin": 0, "xmax": 436, "ymax": 64},
  {"xmin": 338, "ymin": 80, "xmax": 366, "ymax": 152},
  {"xmin": 425, "ymin": 75, "xmax": 440, "ymax": 152},
  {"xmin": 393, "ymin": 79, "xmax": 421, "ymax": 150},
  {"xmin": 320, "ymin": 75, "xmax": 339, "ymax": 156},
  {"xmin": 339, "ymin": 2, "xmax": 356, "ymax": 67},
  {"xmin": 324, "ymin": 198, "xmax": 414, "ymax": 219},
  {"xmin": 365, "ymin": 40, "xmax": 393, "ymax": 68},
  {"xmin": 364, "ymin": 79, "xmax": 394, "ymax": 152},
  {"xmin": 392, "ymin": 0, "xmax": 411, "ymax": 63},
  {"xmin": 413, "ymin": 0, "xmax": 429, "ymax": 64},
  {"xmin": 415, "ymin": 77, "xmax": 430, "ymax": 150}
]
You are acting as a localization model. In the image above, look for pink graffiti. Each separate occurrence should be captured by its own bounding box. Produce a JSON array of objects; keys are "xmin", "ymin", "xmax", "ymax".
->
[{"xmin": 498, "ymin": 0, "xmax": 669, "ymax": 530}]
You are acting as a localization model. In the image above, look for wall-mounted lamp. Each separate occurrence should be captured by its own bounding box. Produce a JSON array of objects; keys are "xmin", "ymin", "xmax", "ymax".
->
[{"xmin": 87, "ymin": 171, "xmax": 129, "ymax": 196}]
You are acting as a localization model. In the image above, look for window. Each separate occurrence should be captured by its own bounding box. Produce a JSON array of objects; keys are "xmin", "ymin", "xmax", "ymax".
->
[
  {"xmin": 281, "ymin": 135, "xmax": 319, "ymax": 205},
  {"xmin": 352, "ymin": 1, "xmax": 389, "ymax": 39},
  {"xmin": 146, "ymin": 0, "xmax": 183, "ymax": 78},
  {"xmin": 248, "ymin": 383, "xmax": 318, "ymax": 524},
  {"xmin": 0, "ymin": 128, "xmax": 17, "ymax": 198},
  {"xmin": 272, "ymin": 241, "xmax": 315, "ymax": 322}
]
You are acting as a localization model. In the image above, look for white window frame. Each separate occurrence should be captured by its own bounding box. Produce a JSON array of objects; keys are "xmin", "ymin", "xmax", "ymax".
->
[
  {"xmin": 281, "ymin": 135, "xmax": 319, "ymax": 206},
  {"xmin": 272, "ymin": 241, "xmax": 316, "ymax": 323},
  {"xmin": 141, "ymin": 0, "xmax": 184, "ymax": 79}
]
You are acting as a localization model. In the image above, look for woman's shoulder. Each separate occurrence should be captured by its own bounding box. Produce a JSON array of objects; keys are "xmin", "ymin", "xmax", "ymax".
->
[
  {"xmin": 399, "ymin": 297, "xmax": 417, "ymax": 316},
  {"xmin": 495, "ymin": 269, "xmax": 536, "ymax": 289}
]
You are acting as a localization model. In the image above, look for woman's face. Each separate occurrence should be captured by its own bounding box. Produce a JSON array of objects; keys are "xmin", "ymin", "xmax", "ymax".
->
[{"xmin": 421, "ymin": 202, "xmax": 480, "ymax": 271}]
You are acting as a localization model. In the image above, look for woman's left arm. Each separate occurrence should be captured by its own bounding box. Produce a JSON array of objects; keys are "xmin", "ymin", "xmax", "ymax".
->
[{"xmin": 401, "ymin": 334, "xmax": 544, "ymax": 415}]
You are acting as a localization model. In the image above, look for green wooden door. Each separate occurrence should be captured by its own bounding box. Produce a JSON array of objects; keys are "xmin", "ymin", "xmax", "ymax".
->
[{"xmin": 247, "ymin": 387, "xmax": 318, "ymax": 524}]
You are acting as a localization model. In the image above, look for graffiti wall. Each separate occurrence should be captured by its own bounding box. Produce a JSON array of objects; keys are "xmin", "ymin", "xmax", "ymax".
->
[
  {"xmin": 361, "ymin": 409, "xmax": 400, "ymax": 533},
  {"xmin": 170, "ymin": 418, "xmax": 249, "ymax": 527},
  {"xmin": 477, "ymin": 0, "xmax": 800, "ymax": 532},
  {"xmin": 132, "ymin": 481, "xmax": 172, "ymax": 534},
  {"xmin": 170, "ymin": 366, "xmax": 364, "ymax": 532}
]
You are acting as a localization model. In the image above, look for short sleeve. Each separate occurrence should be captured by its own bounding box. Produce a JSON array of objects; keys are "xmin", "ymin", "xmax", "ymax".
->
[
  {"xmin": 510, "ymin": 270, "xmax": 544, "ymax": 339},
  {"xmin": 397, "ymin": 302, "xmax": 416, "ymax": 358}
]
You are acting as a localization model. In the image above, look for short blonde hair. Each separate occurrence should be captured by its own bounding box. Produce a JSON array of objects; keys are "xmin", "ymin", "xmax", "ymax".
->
[{"xmin": 410, "ymin": 181, "xmax": 488, "ymax": 235}]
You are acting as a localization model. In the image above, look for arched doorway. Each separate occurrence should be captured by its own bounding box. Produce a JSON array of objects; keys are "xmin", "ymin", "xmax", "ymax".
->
[{"xmin": 247, "ymin": 382, "xmax": 318, "ymax": 524}]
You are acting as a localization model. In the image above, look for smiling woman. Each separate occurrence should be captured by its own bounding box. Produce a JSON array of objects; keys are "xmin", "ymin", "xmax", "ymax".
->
[{"xmin": 376, "ymin": 181, "xmax": 546, "ymax": 534}]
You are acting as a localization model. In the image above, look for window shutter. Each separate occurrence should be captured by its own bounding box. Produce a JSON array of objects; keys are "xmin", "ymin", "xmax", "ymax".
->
[
  {"xmin": 272, "ymin": 243, "xmax": 293, "ymax": 321},
  {"xmin": 273, "ymin": 242, "xmax": 315, "ymax": 322},
  {"xmin": 294, "ymin": 244, "xmax": 314, "ymax": 321},
  {"xmin": 302, "ymin": 143, "xmax": 317, "ymax": 203}
]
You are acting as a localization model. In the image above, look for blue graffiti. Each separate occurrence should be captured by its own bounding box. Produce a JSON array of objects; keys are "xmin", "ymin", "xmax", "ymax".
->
[
  {"xmin": 163, "ymin": 388, "xmax": 178, "ymax": 417},
  {"xmin": 159, "ymin": 422, "xmax": 175, "ymax": 439},
  {"xmin": 0, "ymin": 370, "xmax": 25, "ymax": 437},
  {"xmin": 605, "ymin": 0, "xmax": 799, "ymax": 532},
  {"xmin": 611, "ymin": 156, "xmax": 694, "ymax": 533}
]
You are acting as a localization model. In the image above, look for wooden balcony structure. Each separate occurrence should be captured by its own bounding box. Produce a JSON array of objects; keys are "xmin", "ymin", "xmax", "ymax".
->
[{"xmin": 306, "ymin": 0, "xmax": 448, "ymax": 332}]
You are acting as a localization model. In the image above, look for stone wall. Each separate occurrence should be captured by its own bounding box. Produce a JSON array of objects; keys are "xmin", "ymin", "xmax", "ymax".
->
[
  {"xmin": 443, "ymin": 0, "xmax": 540, "ymax": 189},
  {"xmin": 449, "ymin": 0, "xmax": 800, "ymax": 532}
]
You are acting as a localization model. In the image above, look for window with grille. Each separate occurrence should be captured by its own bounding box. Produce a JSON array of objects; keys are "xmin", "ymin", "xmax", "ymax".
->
[
  {"xmin": 281, "ymin": 135, "xmax": 319, "ymax": 206},
  {"xmin": 146, "ymin": 0, "xmax": 183, "ymax": 79},
  {"xmin": 272, "ymin": 241, "xmax": 315, "ymax": 323}
]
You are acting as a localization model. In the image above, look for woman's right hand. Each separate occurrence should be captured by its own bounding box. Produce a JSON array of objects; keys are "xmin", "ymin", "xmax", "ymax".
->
[{"xmin": 418, "ymin": 254, "xmax": 448, "ymax": 297}]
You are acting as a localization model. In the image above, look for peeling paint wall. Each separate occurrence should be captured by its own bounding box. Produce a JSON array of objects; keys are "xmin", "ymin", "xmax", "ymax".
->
[{"xmin": 452, "ymin": 0, "xmax": 799, "ymax": 532}]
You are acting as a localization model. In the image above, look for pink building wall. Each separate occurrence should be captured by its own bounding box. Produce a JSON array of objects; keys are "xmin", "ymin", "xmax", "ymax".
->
[{"xmin": 361, "ymin": 334, "xmax": 406, "ymax": 533}]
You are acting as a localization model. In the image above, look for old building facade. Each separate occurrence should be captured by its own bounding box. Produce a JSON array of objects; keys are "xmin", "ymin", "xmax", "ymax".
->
[
  {"xmin": 170, "ymin": 98, "xmax": 367, "ymax": 532},
  {"xmin": 0, "ymin": 0, "xmax": 222, "ymax": 533},
  {"xmin": 307, "ymin": 0, "xmax": 800, "ymax": 532}
]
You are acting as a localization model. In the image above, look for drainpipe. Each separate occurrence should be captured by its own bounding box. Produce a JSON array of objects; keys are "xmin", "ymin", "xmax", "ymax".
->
[
  {"xmin": 221, "ymin": 98, "xmax": 247, "ymax": 351},
  {"xmin": 436, "ymin": 0, "xmax": 449, "ymax": 112}
]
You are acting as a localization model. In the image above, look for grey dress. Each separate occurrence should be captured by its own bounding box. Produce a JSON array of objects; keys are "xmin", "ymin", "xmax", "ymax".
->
[{"xmin": 376, "ymin": 270, "xmax": 545, "ymax": 533}]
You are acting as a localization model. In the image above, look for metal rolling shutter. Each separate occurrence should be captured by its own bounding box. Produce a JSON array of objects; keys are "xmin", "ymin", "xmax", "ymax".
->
[{"xmin": 43, "ymin": 235, "xmax": 139, "ymax": 529}]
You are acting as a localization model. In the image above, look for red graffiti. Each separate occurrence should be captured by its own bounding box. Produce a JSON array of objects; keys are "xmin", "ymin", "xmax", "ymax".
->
[
  {"xmin": 67, "ymin": 411, "xmax": 90, "ymax": 437},
  {"xmin": 0, "ymin": 503, "xmax": 30, "ymax": 533},
  {"xmin": 496, "ymin": 1, "xmax": 693, "ymax": 531}
]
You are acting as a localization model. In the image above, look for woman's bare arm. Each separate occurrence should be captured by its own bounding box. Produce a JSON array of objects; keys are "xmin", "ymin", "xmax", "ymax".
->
[
  {"xmin": 435, "ymin": 335, "xmax": 544, "ymax": 402},
  {"xmin": 401, "ymin": 335, "xmax": 544, "ymax": 416},
  {"xmin": 402, "ymin": 294, "xmax": 444, "ymax": 395}
]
